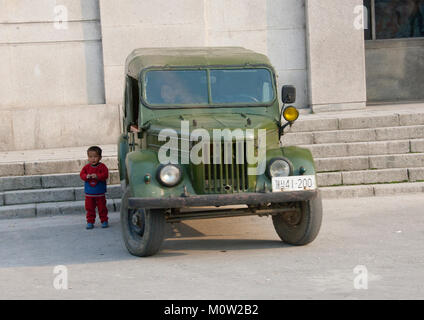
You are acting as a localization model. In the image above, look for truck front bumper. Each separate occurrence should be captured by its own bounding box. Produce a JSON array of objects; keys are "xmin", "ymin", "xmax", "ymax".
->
[{"xmin": 128, "ymin": 189, "xmax": 318, "ymax": 209}]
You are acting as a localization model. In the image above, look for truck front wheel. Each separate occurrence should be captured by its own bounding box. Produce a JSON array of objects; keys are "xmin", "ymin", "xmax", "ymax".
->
[
  {"xmin": 272, "ymin": 191, "xmax": 322, "ymax": 246},
  {"xmin": 120, "ymin": 187, "xmax": 166, "ymax": 257}
]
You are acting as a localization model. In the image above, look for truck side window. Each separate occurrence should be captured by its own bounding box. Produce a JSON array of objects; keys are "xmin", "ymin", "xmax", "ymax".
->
[{"xmin": 130, "ymin": 77, "xmax": 140, "ymax": 127}]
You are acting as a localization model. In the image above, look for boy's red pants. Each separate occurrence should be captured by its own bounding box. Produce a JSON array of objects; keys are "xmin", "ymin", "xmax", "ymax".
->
[{"xmin": 85, "ymin": 195, "xmax": 108, "ymax": 224}]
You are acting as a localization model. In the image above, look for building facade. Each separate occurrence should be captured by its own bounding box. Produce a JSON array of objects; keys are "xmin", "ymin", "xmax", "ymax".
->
[{"xmin": 0, "ymin": 0, "xmax": 421, "ymax": 151}]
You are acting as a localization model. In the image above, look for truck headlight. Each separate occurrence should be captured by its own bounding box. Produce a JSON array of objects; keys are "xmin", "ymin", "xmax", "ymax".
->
[
  {"xmin": 268, "ymin": 158, "xmax": 292, "ymax": 178},
  {"xmin": 157, "ymin": 164, "xmax": 182, "ymax": 187}
]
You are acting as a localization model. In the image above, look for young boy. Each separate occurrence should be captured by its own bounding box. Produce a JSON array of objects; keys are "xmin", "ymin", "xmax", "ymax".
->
[{"xmin": 80, "ymin": 146, "xmax": 109, "ymax": 230}]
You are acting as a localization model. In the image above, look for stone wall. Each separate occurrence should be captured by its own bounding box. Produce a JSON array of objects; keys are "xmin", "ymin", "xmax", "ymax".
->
[
  {"xmin": 0, "ymin": 0, "xmax": 105, "ymax": 107},
  {"xmin": 0, "ymin": 0, "xmax": 372, "ymax": 151},
  {"xmin": 305, "ymin": 0, "xmax": 367, "ymax": 112},
  {"xmin": 99, "ymin": 0, "xmax": 309, "ymax": 110},
  {"xmin": 0, "ymin": 104, "xmax": 120, "ymax": 151},
  {"xmin": 0, "ymin": 0, "xmax": 121, "ymax": 151}
]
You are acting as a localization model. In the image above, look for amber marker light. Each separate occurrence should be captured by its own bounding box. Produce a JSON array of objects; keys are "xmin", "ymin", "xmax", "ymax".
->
[
  {"xmin": 144, "ymin": 174, "xmax": 151, "ymax": 184},
  {"xmin": 283, "ymin": 106, "xmax": 299, "ymax": 123}
]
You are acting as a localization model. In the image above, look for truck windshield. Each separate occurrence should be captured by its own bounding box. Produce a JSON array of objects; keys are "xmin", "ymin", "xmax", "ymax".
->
[{"xmin": 144, "ymin": 68, "xmax": 274, "ymax": 107}]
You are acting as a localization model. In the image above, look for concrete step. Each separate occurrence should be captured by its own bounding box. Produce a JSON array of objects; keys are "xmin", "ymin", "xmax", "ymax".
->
[
  {"xmin": 282, "ymin": 125, "xmax": 424, "ymax": 146},
  {"xmin": 0, "ymin": 199, "xmax": 122, "ymax": 220},
  {"xmin": 300, "ymin": 139, "xmax": 418, "ymax": 158},
  {"xmin": 315, "ymin": 153, "xmax": 424, "ymax": 172},
  {"xmin": 0, "ymin": 145, "xmax": 117, "ymax": 163},
  {"xmin": 320, "ymin": 182, "xmax": 424, "ymax": 199},
  {"xmin": 317, "ymin": 167, "xmax": 424, "ymax": 187},
  {"xmin": 290, "ymin": 113, "xmax": 397, "ymax": 133},
  {"xmin": 291, "ymin": 109, "xmax": 424, "ymax": 133},
  {"xmin": 0, "ymin": 171, "xmax": 120, "ymax": 192},
  {"xmin": 0, "ymin": 145, "xmax": 118, "ymax": 177},
  {"xmin": 0, "ymin": 157, "xmax": 118, "ymax": 177},
  {"xmin": 369, "ymin": 153, "xmax": 424, "ymax": 170},
  {"xmin": 0, "ymin": 185, "xmax": 122, "ymax": 206}
]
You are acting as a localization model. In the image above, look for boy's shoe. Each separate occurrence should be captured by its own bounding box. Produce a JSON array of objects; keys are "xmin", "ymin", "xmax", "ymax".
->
[
  {"xmin": 86, "ymin": 223, "xmax": 94, "ymax": 230},
  {"xmin": 101, "ymin": 221, "xmax": 109, "ymax": 228}
]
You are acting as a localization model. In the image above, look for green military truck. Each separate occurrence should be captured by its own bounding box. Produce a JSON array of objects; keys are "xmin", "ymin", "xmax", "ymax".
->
[{"xmin": 118, "ymin": 47, "xmax": 322, "ymax": 257}]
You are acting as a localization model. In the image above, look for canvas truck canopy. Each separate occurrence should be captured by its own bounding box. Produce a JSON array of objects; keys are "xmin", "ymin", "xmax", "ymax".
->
[{"xmin": 125, "ymin": 47, "xmax": 273, "ymax": 79}]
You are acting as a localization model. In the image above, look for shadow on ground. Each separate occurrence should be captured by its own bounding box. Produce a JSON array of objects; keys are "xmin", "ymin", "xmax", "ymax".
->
[
  {"xmin": 161, "ymin": 238, "xmax": 287, "ymax": 252},
  {"xmin": 0, "ymin": 213, "xmax": 287, "ymax": 268}
]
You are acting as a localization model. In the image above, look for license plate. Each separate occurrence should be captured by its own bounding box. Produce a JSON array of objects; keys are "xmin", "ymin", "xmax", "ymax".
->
[{"xmin": 272, "ymin": 175, "xmax": 316, "ymax": 192}]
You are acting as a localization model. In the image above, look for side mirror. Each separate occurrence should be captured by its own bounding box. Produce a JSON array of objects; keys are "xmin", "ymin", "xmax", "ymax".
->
[{"xmin": 282, "ymin": 85, "xmax": 296, "ymax": 104}]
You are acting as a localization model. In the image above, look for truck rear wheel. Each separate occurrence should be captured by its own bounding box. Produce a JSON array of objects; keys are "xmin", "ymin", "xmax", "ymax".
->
[
  {"xmin": 120, "ymin": 187, "xmax": 166, "ymax": 257},
  {"xmin": 272, "ymin": 191, "xmax": 322, "ymax": 246}
]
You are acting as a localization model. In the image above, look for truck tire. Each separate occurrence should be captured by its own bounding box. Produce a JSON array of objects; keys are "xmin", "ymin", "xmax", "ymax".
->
[
  {"xmin": 120, "ymin": 187, "xmax": 166, "ymax": 257},
  {"xmin": 272, "ymin": 191, "xmax": 322, "ymax": 246}
]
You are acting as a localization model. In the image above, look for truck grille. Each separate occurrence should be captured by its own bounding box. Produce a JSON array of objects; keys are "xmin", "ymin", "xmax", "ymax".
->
[{"xmin": 202, "ymin": 141, "xmax": 249, "ymax": 193}]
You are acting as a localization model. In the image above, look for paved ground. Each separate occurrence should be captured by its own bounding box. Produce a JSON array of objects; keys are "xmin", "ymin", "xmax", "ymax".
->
[{"xmin": 0, "ymin": 194, "xmax": 423, "ymax": 300}]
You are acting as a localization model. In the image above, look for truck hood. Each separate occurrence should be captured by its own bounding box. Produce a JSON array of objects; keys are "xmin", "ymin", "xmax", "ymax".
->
[{"xmin": 146, "ymin": 113, "xmax": 278, "ymax": 134}]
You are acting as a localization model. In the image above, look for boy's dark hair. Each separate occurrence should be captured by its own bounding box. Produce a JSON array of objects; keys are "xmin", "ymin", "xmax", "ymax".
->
[{"xmin": 87, "ymin": 146, "xmax": 102, "ymax": 156}]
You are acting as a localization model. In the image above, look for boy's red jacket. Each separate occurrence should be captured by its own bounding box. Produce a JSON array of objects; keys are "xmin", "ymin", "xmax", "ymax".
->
[{"xmin": 80, "ymin": 163, "xmax": 109, "ymax": 195}]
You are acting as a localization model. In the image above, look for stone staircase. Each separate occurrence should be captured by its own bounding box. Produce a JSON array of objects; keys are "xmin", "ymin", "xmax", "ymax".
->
[
  {"xmin": 0, "ymin": 145, "xmax": 121, "ymax": 219},
  {"xmin": 1, "ymin": 104, "xmax": 424, "ymax": 219},
  {"xmin": 283, "ymin": 105, "xmax": 424, "ymax": 198}
]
